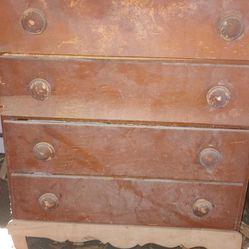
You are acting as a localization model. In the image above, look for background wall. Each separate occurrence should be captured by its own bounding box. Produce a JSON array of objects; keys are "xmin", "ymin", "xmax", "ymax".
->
[{"xmin": 0, "ymin": 119, "xmax": 4, "ymax": 153}]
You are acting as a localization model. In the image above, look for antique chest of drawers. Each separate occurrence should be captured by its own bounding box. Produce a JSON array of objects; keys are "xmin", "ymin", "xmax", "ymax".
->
[{"xmin": 1, "ymin": 0, "xmax": 249, "ymax": 244}]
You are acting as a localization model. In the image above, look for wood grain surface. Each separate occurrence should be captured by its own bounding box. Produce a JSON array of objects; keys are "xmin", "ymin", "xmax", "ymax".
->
[
  {"xmin": 1, "ymin": 1, "xmax": 249, "ymax": 60},
  {"xmin": 10, "ymin": 174, "xmax": 244, "ymax": 229},
  {"xmin": 4, "ymin": 120, "xmax": 249, "ymax": 182},
  {"xmin": 1, "ymin": 58, "xmax": 249, "ymax": 127}
]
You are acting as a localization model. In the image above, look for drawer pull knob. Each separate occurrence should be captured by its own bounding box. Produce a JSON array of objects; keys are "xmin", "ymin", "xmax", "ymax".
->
[
  {"xmin": 206, "ymin": 86, "xmax": 231, "ymax": 109},
  {"xmin": 21, "ymin": 8, "xmax": 47, "ymax": 34},
  {"xmin": 28, "ymin": 78, "xmax": 51, "ymax": 101},
  {"xmin": 39, "ymin": 193, "xmax": 59, "ymax": 211},
  {"xmin": 199, "ymin": 148, "xmax": 222, "ymax": 168},
  {"xmin": 33, "ymin": 142, "xmax": 55, "ymax": 161},
  {"xmin": 218, "ymin": 15, "xmax": 244, "ymax": 41},
  {"xmin": 193, "ymin": 199, "xmax": 213, "ymax": 217}
]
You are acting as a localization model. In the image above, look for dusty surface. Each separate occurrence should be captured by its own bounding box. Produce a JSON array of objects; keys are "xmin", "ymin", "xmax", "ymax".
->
[
  {"xmin": 1, "ymin": 0, "xmax": 249, "ymax": 61},
  {"xmin": 0, "ymin": 154, "xmax": 248, "ymax": 248}
]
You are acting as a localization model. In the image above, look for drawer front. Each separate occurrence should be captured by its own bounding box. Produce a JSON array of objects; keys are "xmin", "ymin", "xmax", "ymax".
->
[
  {"xmin": 1, "ymin": 1, "xmax": 249, "ymax": 60},
  {"xmin": 10, "ymin": 174, "xmax": 244, "ymax": 229},
  {"xmin": 2, "ymin": 58, "xmax": 249, "ymax": 127},
  {"xmin": 4, "ymin": 120, "xmax": 249, "ymax": 182}
]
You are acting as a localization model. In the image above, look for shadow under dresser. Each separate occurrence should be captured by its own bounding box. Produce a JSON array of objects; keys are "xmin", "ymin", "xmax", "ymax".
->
[{"xmin": 1, "ymin": 1, "xmax": 249, "ymax": 248}]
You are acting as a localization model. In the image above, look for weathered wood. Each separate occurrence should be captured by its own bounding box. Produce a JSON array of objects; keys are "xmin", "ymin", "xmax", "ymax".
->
[
  {"xmin": 1, "ymin": 1, "xmax": 249, "ymax": 61},
  {"xmin": 9, "ymin": 174, "xmax": 244, "ymax": 229},
  {"xmin": 1, "ymin": 0, "xmax": 248, "ymax": 241},
  {"xmin": 2, "ymin": 58, "xmax": 249, "ymax": 127},
  {"xmin": 3, "ymin": 120, "xmax": 249, "ymax": 182}
]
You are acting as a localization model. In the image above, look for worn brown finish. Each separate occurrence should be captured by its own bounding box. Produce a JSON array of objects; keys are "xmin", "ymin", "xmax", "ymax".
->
[
  {"xmin": 192, "ymin": 199, "xmax": 214, "ymax": 218},
  {"xmin": 38, "ymin": 193, "xmax": 59, "ymax": 211},
  {"xmin": 28, "ymin": 78, "xmax": 51, "ymax": 101},
  {"xmin": 2, "ymin": 58, "xmax": 249, "ymax": 127},
  {"xmin": 4, "ymin": 120, "xmax": 249, "ymax": 182},
  {"xmin": 10, "ymin": 174, "xmax": 244, "ymax": 229},
  {"xmin": 32, "ymin": 142, "xmax": 55, "ymax": 161},
  {"xmin": 1, "ymin": 0, "xmax": 249, "ymax": 237},
  {"xmin": 21, "ymin": 8, "xmax": 47, "ymax": 35},
  {"xmin": 206, "ymin": 86, "xmax": 231, "ymax": 110},
  {"xmin": 218, "ymin": 15, "xmax": 245, "ymax": 42},
  {"xmin": 1, "ymin": 1, "xmax": 249, "ymax": 60},
  {"xmin": 199, "ymin": 148, "xmax": 223, "ymax": 169}
]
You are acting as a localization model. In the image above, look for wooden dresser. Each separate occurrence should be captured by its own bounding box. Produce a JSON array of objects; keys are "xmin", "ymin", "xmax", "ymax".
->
[{"xmin": 1, "ymin": 1, "xmax": 249, "ymax": 248}]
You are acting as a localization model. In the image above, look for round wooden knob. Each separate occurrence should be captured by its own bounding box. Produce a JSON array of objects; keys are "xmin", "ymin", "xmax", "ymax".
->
[
  {"xmin": 218, "ymin": 15, "xmax": 244, "ymax": 41},
  {"xmin": 39, "ymin": 193, "xmax": 59, "ymax": 211},
  {"xmin": 193, "ymin": 199, "xmax": 213, "ymax": 217},
  {"xmin": 33, "ymin": 142, "xmax": 55, "ymax": 161},
  {"xmin": 21, "ymin": 8, "xmax": 47, "ymax": 34},
  {"xmin": 206, "ymin": 86, "xmax": 231, "ymax": 109},
  {"xmin": 28, "ymin": 78, "xmax": 51, "ymax": 101},
  {"xmin": 199, "ymin": 148, "xmax": 222, "ymax": 168}
]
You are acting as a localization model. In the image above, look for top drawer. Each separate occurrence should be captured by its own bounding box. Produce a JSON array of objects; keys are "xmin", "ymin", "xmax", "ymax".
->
[{"xmin": 1, "ymin": 0, "xmax": 249, "ymax": 60}]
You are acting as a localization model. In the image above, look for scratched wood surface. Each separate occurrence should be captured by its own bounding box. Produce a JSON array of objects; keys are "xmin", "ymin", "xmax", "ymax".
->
[
  {"xmin": 10, "ymin": 174, "xmax": 244, "ymax": 229},
  {"xmin": 1, "ymin": 0, "xmax": 249, "ymax": 60},
  {"xmin": 1, "ymin": 0, "xmax": 249, "ymax": 236},
  {"xmin": 1, "ymin": 58, "xmax": 249, "ymax": 127},
  {"xmin": 3, "ymin": 120, "xmax": 249, "ymax": 182}
]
